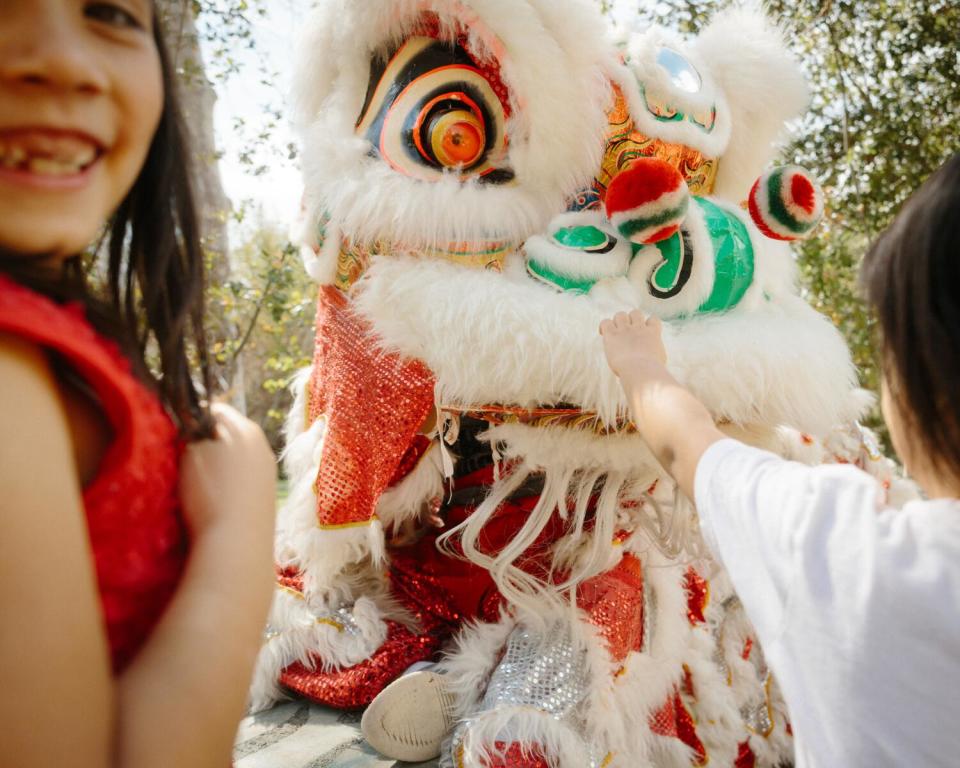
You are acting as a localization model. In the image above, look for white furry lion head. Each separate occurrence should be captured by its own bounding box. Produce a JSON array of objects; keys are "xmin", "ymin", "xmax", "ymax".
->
[
  {"xmin": 292, "ymin": 0, "xmax": 617, "ymax": 253},
  {"xmin": 294, "ymin": 2, "xmax": 865, "ymax": 438}
]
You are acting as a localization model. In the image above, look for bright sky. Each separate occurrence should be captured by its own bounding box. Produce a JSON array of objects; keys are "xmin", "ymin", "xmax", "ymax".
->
[
  {"xmin": 206, "ymin": 0, "xmax": 309, "ymax": 236},
  {"xmin": 208, "ymin": 0, "xmax": 643, "ymax": 238}
]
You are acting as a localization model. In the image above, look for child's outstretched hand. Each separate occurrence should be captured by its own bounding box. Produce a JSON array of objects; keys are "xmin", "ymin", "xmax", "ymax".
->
[
  {"xmin": 600, "ymin": 309, "xmax": 668, "ymax": 380},
  {"xmin": 600, "ymin": 308, "xmax": 723, "ymax": 499}
]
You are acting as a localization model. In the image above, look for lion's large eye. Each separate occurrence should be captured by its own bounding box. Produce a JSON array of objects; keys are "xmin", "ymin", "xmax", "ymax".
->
[
  {"xmin": 356, "ymin": 31, "xmax": 513, "ymax": 184},
  {"xmin": 414, "ymin": 95, "xmax": 487, "ymax": 169}
]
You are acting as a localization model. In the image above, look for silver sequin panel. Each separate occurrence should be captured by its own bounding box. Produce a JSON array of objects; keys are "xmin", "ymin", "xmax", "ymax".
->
[
  {"xmin": 449, "ymin": 621, "xmax": 605, "ymax": 765},
  {"xmin": 481, "ymin": 622, "xmax": 589, "ymax": 720}
]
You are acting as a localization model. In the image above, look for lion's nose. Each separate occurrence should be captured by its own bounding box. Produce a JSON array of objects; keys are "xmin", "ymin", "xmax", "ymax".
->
[{"xmin": 604, "ymin": 157, "xmax": 690, "ymax": 246}]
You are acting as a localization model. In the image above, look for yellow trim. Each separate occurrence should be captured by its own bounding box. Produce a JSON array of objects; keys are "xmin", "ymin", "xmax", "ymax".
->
[
  {"xmin": 745, "ymin": 674, "xmax": 776, "ymax": 738},
  {"xmin": 336, "ymin": 238, "xmax": 512, "ymax": 290},
  {"xmin": 600, "ymin": 753, "xmax": 614, "ymax": 768},
  {"xmin": 278, "ymin": 584, "xmax": 305, "ymax": 600},
  {"xmin": 316, "ymin": 617, "xmax": 345, "ymax": 633},
  {"xmin": 316, "ymin": 516, "xmax": 380, "ymax": 531}
]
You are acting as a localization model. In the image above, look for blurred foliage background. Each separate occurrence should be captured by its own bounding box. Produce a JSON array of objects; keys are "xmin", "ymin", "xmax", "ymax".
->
[{"xmin": 160, "ymin": 0, "xmax": 958, "ymax": 453}]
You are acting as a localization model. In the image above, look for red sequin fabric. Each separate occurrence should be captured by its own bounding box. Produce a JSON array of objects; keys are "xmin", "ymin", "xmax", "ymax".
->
[
  {"xmin": 280, "ymin": 542, "xmax": 464, "ymax": 709},
  {"xmin": 579, "ymin": 554, "xmax": 645, "ymax": 663},
  {"xmin": 307, "ymin": 286, "xmax": 435, "ymax": 527},
  {"xmin": 0, "ymin": 276, "xmax": 186, "ymax": 673},
  {"xmin": 455, "ymin": 742, "xmax": 551, "ymax": 768},
  {"xmin": 280, "ymin": 621, "xmax": 441, "ymax": 709},
  {"xmin": 650, "ymin": 692, "xmax": 708, "ymax": 766},
  {"xmin": 685, "ymin": 567, "xmax": 709, "ymax": 626},
  {"xmin": 735, "ymin": 741, "xmax": 758, "ymax": 768}
]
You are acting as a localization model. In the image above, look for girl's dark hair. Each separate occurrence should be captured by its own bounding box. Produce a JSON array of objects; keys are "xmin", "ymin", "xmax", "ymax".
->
[
  {"xmin": 2, "ymin": 13, "xmax": 215, "ymax": 440},
  {"xmin": 861, "ymin": 153, "xmax": 960, "ymax": 478}
]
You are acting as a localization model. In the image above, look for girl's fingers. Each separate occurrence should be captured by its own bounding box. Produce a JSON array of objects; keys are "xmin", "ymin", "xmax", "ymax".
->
[{"xmin": 601, "ymin": 310, "xmax": 662, "ymax": 335}]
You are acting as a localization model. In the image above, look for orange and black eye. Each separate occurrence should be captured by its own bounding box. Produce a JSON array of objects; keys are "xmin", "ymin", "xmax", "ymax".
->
[
  {"xmin": 413, "ymin": 93, "xmax": 487, "ymax": 170},
  {"xmin": 356, "ymin": 36, "xmax": 512, "ymax": 184}
]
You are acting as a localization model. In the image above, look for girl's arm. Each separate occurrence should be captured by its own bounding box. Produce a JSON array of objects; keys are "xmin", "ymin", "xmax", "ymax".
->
[
  {"xmin": 0, "ymin": 336, "xmax": 276, "ymax": 768},
  {"xmin": 600, "ymin": 310, "xmax": 726, "ymax": 498},
  {"xmin": 0, "ymin": 335, "xmax": 114, "ymax": 766},
  {"xmin": 117, "ymin": 404, "xmax": 277, "ymax": 768},
  {"xmin": 600, "ymin": 311, "xmax": 888, "ymax": 643}
]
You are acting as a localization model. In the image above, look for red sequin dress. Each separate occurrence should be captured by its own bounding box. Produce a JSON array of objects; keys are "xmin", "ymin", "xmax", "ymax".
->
[{"xmin": 0, "ymin": 275, "xmax": 187, "ymax": 673}]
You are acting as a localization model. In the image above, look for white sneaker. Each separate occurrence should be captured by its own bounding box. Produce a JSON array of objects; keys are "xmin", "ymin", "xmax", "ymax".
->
[{"xmin": 361, "ymin": 670, "xmax": 457, "ymax": 761}]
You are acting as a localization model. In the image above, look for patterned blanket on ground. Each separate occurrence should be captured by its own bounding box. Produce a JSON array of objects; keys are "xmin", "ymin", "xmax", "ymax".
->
[{"xmin": 234, "ymin": 701, "xmax": 438, "ymax": 768}]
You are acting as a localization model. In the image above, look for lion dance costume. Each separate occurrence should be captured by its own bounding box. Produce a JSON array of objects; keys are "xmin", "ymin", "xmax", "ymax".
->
[{"xmin": 251, "ymin": 3, "xmax": 911, "ymax": 766}]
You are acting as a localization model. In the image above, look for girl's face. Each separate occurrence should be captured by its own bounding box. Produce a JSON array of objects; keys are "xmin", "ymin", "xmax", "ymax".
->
[{"xmin": 0, "ymin": 0, "xmax": 162, "ymax": 261}]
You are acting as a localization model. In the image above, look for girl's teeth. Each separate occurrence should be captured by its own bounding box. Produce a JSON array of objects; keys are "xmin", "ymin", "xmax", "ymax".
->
[
  {"xmin": 0, "ymin": 144, "xmax": 98, "ymax": 174},
  {"xmin": 28, "ymin": 157, "xmax": 81, "ymax": 176},
  {"xmin": 75, "ymin": 147, "xmax": 97, "ymax": 166},
  {"xmin": 0, "ymin": 147, "xmax": 93, "ymax": 174}
]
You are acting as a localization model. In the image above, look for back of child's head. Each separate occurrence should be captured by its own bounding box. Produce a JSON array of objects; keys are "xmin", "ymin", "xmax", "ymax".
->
[{"xmin": 861, "ymin": 154, "xmax": 960, "ymax": 479}]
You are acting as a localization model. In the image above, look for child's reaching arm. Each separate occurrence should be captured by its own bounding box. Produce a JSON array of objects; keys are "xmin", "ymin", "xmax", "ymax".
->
[
  {"xmin": 599, "ymin": 310, "xmax": 887, "ymax": 641},
  {"xmin": 600, "ymin": 310, "xmax": 725, "ymax": 500}
]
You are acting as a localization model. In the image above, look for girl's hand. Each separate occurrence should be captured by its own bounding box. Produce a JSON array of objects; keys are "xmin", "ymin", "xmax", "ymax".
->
[
  {"xmin": 178, "ymin": 403, "xmax": 277, "ymax": 539},
  {"xmin": 600, "ymin": 309, "xmax": 668, "ymax": 380}
]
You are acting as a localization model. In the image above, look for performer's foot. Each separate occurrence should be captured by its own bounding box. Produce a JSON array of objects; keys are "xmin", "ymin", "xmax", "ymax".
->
[{"xmin": 361, "ymin": 670, "xmax": 457, "ymax": 761}]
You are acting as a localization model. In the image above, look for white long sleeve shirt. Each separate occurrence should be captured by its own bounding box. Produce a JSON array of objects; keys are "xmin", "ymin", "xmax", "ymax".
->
[{"xmin": 695, "ymin": 439, "xmax": 960, "ymax": 767}]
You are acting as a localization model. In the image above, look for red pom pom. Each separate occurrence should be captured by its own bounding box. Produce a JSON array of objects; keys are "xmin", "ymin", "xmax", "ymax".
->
[
  {"xmin": 605, "ymin": 158, "xmax": 690, "ymax": 245},
  {"xmin": 748, "ymin": 166, "xmax": 824, "ymax": 242}
]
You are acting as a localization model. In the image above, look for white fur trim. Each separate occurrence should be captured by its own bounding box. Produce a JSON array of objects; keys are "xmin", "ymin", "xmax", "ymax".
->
[
  {"xmin": 523, "ymin": 238, "xmax": 630, "ymax": 283},
  {"xmin": 275, "ymin": 368, "xmax": 389, "ymax": 605},
  {"xmin": 439, "ymin": 617, "xmax": 517, "ymax": 721},
  {"xmin": 522, "ymin": 212, "xmax": 632, "ymax": 282},
  {"xmin": 689, "ymin": 571, "xmax": 794, "ymax": 766},
  {"xmin": 582, "ymin": 549, "xmax": 692, "ymax": 761},
  {"xmin": 279, "ymin": 367, "xmax": 318, "ymax": 482},
  {"xmin": 486, "ymin": 421, "xmax": 659, "ymax": 479},
  {"xmin": 355, "ymin": 253, "xmax": 864, "ymax": 438},
  {"xmin": 694, "ymin": 8, "xmax": 810, "ymax": 202},
  {"xmin": 456, "ymin": 706, "xmax": 594, "ymax": 768}
]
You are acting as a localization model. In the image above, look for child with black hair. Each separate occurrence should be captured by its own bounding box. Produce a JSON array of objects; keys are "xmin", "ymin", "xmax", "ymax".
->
[
  {"xmin": 601, "ymin": 153, "xmax": 960, "ymax": 767},
  {"xmin": 0, "ymin": 2, "xmax": 276, "ymax": 767}
]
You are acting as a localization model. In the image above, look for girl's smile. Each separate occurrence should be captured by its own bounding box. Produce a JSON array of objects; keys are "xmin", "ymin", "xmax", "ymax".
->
[
  {"xmin": 0, "ymin": 127, "xmax": 104, "ymax": 189},
  {"xmin": 0, "ymin": 0, "xmax": 161, "ymax": 260}
]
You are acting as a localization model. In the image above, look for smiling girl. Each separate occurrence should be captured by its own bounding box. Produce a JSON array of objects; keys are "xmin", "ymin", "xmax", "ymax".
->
[{"xmin": 0, "ymin": 2, "xmax": 276, "ymax": 767}]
